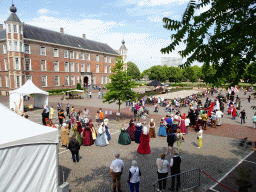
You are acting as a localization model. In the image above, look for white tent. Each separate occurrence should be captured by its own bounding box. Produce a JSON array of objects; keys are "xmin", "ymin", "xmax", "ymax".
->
[
  {"xmin": 9, "ymin": 80, "xmax": 49, "ymax": 112},
  {"xmin": 0, "ymin": 104, "xmax": 59, "ymax": 191}
]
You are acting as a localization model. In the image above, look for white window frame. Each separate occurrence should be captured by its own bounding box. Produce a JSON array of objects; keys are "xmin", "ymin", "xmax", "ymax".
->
[
  {"xmin": 108, "ymin": 56, "xmax": 111, "ymax": 63},
  {"xmin": 0, "ymin": 76, "xmax": 2, "ymax": 87},
  {"xmin": 77, "ymin": 76, "xmax": 80, "ymax": 84},
  {"xmin": 8, "ymin": 41, "xmax": 12, "ymax": 51},
  {"xmin": 15, "ymin": 76, "xmax": 20, "ymax": 88},
  {"xmin": 70, "ymin": 62, "xmax": 74, "ymax": 72},
  {"xmin": 14, "ymin": 41, "xmax": 18, "ymax": 52},
  {"xmin": 24, "ymin": 44, "xmax": 30, "ymax": 54},
  {"xmin": 13, "ymin": 24, "xmax": 17, "ymax": 33},
  {"xmin": 41, "ymin": 60, "xmax": 47, "ymax": 71},
  {"xmin": 3, "ymin": 44, "xmax": 7, "ymax": 54},
  {"xmin": 54, "ymin": 61, "xmax": 59, "ymax": 71},
  {"xmin": 104, "ymin": 56, "xmax": 107, "ymax": 62},
  {"xmin": 81, "ymin": 63, "xmax": 85, "ymax": 72},
  {"xmin": 101, "ymin": 76, "xmax": 103, "ymax": 84},
  {"xmin": 25, "ymin": 58, "xmax": 31, "ymax": 71},
  {"xmin": 87, "ymin": 63, "xmax": 90, "ymax": 72},
  {"xmin": 15, "ymin": 58, "xmax": 20, "ymax": 70},
  {"xmin": 42, "ymin": 76, "xmax": 47, "ymax": 87},
  {"xmin": 104, "ymin": 65, "xmax": 107, "ymax": 73},
  {"xmin": 105, "ymin": 76, "xmax": 108, "ymax": 84},
  {"xmin": 20, "ymin": 42, "xmax": 23, "ymax": 52},
  {"xmin": 71, "ymin": 76, "xmax": 75, "ymax": 86},
  {"xmin": 96, "ymin": 64, "xmax": 99, "ymax": 73},
  {"xmin": 96, "ymin": 55, "xmax": 99, "ymax": 62},
  {"xmin": 54, "ymin": 76, "xmax": 60, "ymax": 86},
  {"xmin": 54, "ymin": 48, "xmax": 59, "ymax": 57},
  {"xmin": 64, "ymin": 50, "xmax": 69, "ymax": 58},
  {"xmin": 80, "ymin": 53, "xmax": 85, "ymax": 60},
  {"xmin": 70, "ymin": 51, "xmax": 74, "ymax": 59},
  {"xmin": 87, "ymin": 53, "xmax": 90, "ymax": 60},
  {"xmin": 64, "ymin": 62, "xmax": 69, "ymax": 72},
  {"xmin": 19, "ymin": 26, "xmax": 22, "ymax": 34},
  {"xmin": 76, "ymin": 63, "xmax": 79, "ymax": 72},
  {"xmin": 40, "ymin": 46, "xmax": 46, "ymax": 56},
  {"xmin": 25, "ymin": 75, "xmax": 32, "ymax": 82},
  {"xmin": 4, "ymin": 58, "xmax": 8, "ymax": 71},
  {"xmin": 109, "ymin": 66, "xmax": 111, "ymax": 73},
  {"xmin": 5, "ymin": 75, "xmax": 9, "ymax": 87},
  {"xmin": 8, "ymin": 24, "xmax": 11, "ymax": 33},
  {"xmin": 76, "ymin": 52, "xmax": 79, "ymax": 60},
  {"xmin": 65, "ymin": 76, "xmax": 69, "ymax": 86}
]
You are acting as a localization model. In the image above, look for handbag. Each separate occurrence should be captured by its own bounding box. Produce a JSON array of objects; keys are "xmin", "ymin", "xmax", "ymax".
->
[{"xmin": 127, "ymin": 168, "xmax": 137, "ymax": 183}]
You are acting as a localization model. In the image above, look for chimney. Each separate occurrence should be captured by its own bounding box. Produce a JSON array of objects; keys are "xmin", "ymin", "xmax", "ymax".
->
[
  {"xmin": 82, "ymin": 34, "xmax": 86, "ymax": 39},
  {"xmin": 0, "ymin": 24, "xmax": 3, "ymax": 31},
  {"xmin": 60, "ymin": 27, "xmax": 64, "ymax": 34}
]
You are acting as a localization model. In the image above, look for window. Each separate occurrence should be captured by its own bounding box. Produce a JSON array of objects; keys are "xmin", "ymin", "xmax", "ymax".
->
[
  {"xmin": 3, "ymin": 44, "xmax": 7, "ymax": 54},
  {"xmin": 108, "ymin": 57, "xmax": 111, "ymax": 63},
  {"xmin": 40, "ymin": 47, "xmax": 46, "ymax": 56},
  {"xmin": 96, "ymin": 55, "xmax": 99, "ymax": 62},
  {"xmin": 70, "ymin": 62, "xmax": 74, "ymax": 72},
  {"xmin": 81, "ymin": 63, "xmax": 85, "ymax": 72},
  {"xmin": 41, "ymin": 60, "xmax": 47, "ymax": 71},
  {"xmin": 42, "ymin": 76, "xmax": 47, "ymax": 87},
  {"xmin": 80, "ymin": 53, "xmax": 84, "ymax": 60},
  {"xmin": 13, "ymin": 25, "xmax": 17, "ymax": 33},
  {"xmin": 25, "ymin": 58, "xmax": 31, "ymax": 71},
  {"xmin": 87, "ymin": 53, "xmax": 90, "ymax": 60},
  {"xmin": 70, "ymin": 51, "xmax": 74, "ymax": 59},
  {"xmin": 19, "ymin": 26, "xmax": 22, "ymax": 34},
  {"xmin": 0, "ymin": 76, "xmax": 2, "ymax": 87},
  {"xmin": 14, "ymin": 41, "xmax": 18, "ymax": 51},
  {"xmin": 96, "ymin": 64, "xmax": 99, "ymax": 73},
  {"xmin": 20, "ymin": 42, "xmax": 22, "ymax": 52},
  {"xmin": 77, "ymin": 76, "xmax": 80, "ymax": 84},
  {"xmin": 105, "ymin": 76, "xmax": 108, "ymax": 84},
  {"xmin": 104, "ymin": 56, "xmax": 107, "ymax": 62},
  {"xmin": 109, "ymin": 66, "xmax": 111, "ymax": 73},
  {"xmin": 4, "ymin": 59, "xmax": 8, "ymax": 70},
  {"xmin": 64, "ymin": 50, "xmax": 69, "ymax": 58},
  {"xmin": 54, "ymin": 61, "xmax": 59, "ymax": 71},
  {"xmin": 64, "ymin": 62, "xmax": 69, "ymax": 72},
  {"xmin": 54, "ymin": 48, "xmax": 59, "ymax": 57},
  {"xmin": 76, "ymin": 52, "xmax": 79, "ymax": 60},
  {"xmin": 101, "ymin": 76, "xmax": 103, "ymax": 84},
  {"xmin": 5, "ymin": 75, "xmax": 9, "ymax": 87},
  {"xmin": 65, "ymin": 76, "xmax": 69, "ymax": 85},
  {"xmin": 15, "ymin": 58, "xmax": 20, "ymax": 70},
  {"xmin": 76, "ymin": 63, "xmax": 79, "ymax": 72},
  {"xmin": 104, "ymin": 65, "xmax": 107, "ymax": 73},
  {"xmin": 25, "ymin": 76, "xmax": 32, "ymax": 82},
  {"xmin": 71, "ymin": 76, "xmax": 75, "ymax": 86},
  {"xmin": 54, "ymin": 76, "xmax": 59, "ymax": 86},
  {"xmin": 8, "ymin": 24, "xmax": 11, "ymax": 33},
  {"xmin": 16, "ymin": 76, "xmax": 20, "ymax": 88},
  {"xmin": 8, "ymin": 41, "xmax": 12, "ymax": 51},
  {"xmin": 93, "ymin": 76, "xmax": 96, "ymax": 85},
  {"xmin": 87, "ymin": 64, "xmax": 90, "ymax": 72},
  {"xmin": 24, "ymin": 44, "xmax": 30, "ymax": 54}
]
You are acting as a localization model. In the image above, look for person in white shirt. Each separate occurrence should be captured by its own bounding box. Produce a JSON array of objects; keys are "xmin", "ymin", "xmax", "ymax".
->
[
  {"xmin": 197, "ymin": 127, "xmax": 203, "ymax": 149},
  {"xmin": 185, "ymin": 116, "xmax": 190, "ymax": 133},
  {"xmin": 128, "ymin": 160, "xmax": 141, "ymax": 192},
  {"xmin": 156, "ymin": 153, "xmax": 169, "ymax": 191},
  {"xmin": 216, "ymin": 109, "xmax": 223, "ymax": 126},
  {"xmin": 110, "ymin": 153, "xmax": 124, "ymax": 192}
]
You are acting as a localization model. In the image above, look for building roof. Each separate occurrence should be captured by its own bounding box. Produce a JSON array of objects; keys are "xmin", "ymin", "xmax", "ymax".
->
[
  {"xmin": 119, "ymin": 39, "xmax": 127, "ymax": 50},
  {"xmin": 5, "ymin": 13, "xmax": 21, "ymax": 23},
  {"xmin": 0, "ymin": 24, "xmax": 119, "ymax": 55}
]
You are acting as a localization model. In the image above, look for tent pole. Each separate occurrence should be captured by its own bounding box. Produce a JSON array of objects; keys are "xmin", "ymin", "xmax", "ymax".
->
[{"xmin": 56, "ymin": 143, "xmax": 59, "ymax": 188}]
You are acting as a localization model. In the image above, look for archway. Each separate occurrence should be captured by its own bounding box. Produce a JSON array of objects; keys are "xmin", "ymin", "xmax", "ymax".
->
[{"xmin": 84, "ymin": 76, "xmax": 88, "ymax": 87}]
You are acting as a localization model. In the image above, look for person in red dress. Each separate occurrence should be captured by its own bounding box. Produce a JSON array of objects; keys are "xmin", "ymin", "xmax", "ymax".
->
[
  {"xmin": 82, "ymin": 123, "xmax": 94, "ymax": 146},
  {"xmin": 126, "ymin": 119, "xmax": 136, "ymax": 141},
  {"xmin": 76, "ymin": 120, "xmax": 83, "ymax": 135},
  {"xmin": 232, "ymin": 106, "xmax": 236, "ymax": 119},
  {"xmin": 137, "ymin": 126, "xmax": 151, "ymax": 154},
  {"xmin": 179, "ymin": 116, "xmax": 187, "ymax": 134}
]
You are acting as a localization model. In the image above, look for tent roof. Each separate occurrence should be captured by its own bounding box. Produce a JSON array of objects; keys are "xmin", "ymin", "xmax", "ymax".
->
[
  {"xmin": 146, "ymin": 79, "xmax": 164, "ymax": 86},
  {"xmin": 0, "ymin": 104, "xmax": 58, "ymax": 149},
  {"xmin": 66, "ymin": 89, "xmax": 84, "ymax": 93},
  {"xmin": 9, "ymin": 80, "xmax": 49, "ymax": 96}
]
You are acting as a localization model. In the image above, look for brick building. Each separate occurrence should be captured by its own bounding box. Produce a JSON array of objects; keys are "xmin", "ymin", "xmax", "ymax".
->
[{"xmin": 0, "ymin": 4, "xmax": 123, "ymax": 91}]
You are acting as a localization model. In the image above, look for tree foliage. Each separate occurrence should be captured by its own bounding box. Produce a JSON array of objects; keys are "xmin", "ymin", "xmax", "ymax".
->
[
  {"xmin": 161, "ymin": 0, "xmax": 256, "ymax": 85},
  {"xmin": 127, "ymin": 61, "xmax": 141, "ymax": 80},
  {"xmin": 103, "ymin": 56, "xmax": 137, "ymax": 113}
]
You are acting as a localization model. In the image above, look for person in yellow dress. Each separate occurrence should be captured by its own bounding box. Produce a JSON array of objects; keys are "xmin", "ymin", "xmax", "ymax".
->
[
  {"xmin": 61, "ymin": 123, "xmax": 70, "ymax": 147},
  {"xmin": 50, "ymin": 106, "xmax": 54, "ymax": 120}
]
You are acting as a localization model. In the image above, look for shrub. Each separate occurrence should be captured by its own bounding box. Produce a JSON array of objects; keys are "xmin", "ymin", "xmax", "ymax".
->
[{"xmin": 76, "ymin": 83, "xmax": 82, "ymax": 90}]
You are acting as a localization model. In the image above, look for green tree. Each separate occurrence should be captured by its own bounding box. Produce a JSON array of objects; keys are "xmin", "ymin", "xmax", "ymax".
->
[
  {"xmin": 103, "ymin": 56, "xmax": 137, "ymax": 114},
  {"xmin": 168, "ymin": 67, "xmax": 183, "ymax": 83},
  {"xmin": 244, "ymin": 62, "xmax": 256, "ymax": 84},
  {"xmin": 183, "ymin": 66, "xmax": 197, "ymax": 82},
  {"xmin": 191, "ymin": 65, "xmax": 202, "ymax": 80},
  {"xmin": 161, "ymin": 0, "xmax": 256, "ymax": 85},
  {"xmin": 148, "ymin": 65, "xmax": 167, "ymax": 82},
  {"xmin": 127, "ymin": 61, "xmax": 141, "ymax": 80}
]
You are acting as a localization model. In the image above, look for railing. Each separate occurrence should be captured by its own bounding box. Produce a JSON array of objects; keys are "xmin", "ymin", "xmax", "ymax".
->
[{"xmin": 153, "ymin": 168, "xmax": 202, "ymax": 192}]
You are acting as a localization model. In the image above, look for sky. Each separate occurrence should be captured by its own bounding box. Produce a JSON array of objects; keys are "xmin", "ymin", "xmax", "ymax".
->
[{"xmin": 0, "ymin": 0, "xmax": 210, "ymax": 72}]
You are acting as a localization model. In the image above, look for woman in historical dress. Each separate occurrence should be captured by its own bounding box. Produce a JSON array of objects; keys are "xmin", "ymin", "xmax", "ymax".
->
[
  {"xmin": 137, "ymin": 126, "xmax": 151, "ymax": 154},
  {"xmin": 104, "ymin": 119, "xmax": 111, "ymax": 141},
  {"xmin": 118, "ymin": 123, "xmax": 131, "ymax": 145},
  {"xmin": 95, "ymin": 123, "xmax": 109, "ymax": 147},
  {"xmin": 61, "ymin": 123, "xmax": 70, "ymax": 147},
  {"xmin": 82, "ymin": 123, "xmax": 94, "ymax": 146},
  {"xmin": 126, "ymin": 119, "xmax": 136, "ymax": 141},
  {"xmin": 89, "ymin": 119, "xmax": 97, "ymax": 140},
  {"xmin": 76, "ymin": 119, "xmax": 83, "ymax": 135},
  {"xmin": 179, "ymin": 116, "xmax": 187, "ymax": 134},
  {"xmin": 158, "ymin": 118, "xmax": 167, "ymax": 137},
  {"xmin": 149, "ymin": 119, "xmax": 156, "ymax": 138},
  {"xmin": 232, "ymin": 106, "xmax": 236, "ymax": 120},
  {"xmin": 135, "ymin": 122, "xmax": 143, "ymax": 144},
  {"xmin": 72, "ymin": 124, "xmax": 82, "ymax": 145}
]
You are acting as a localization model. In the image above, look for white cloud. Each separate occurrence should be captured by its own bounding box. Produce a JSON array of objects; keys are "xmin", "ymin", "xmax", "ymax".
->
[
  {"xmin": 147, "ymin": 15, "xmax": 162, "ymax": 22},
  {"xmin": 38, "ymin": 8, "xmax": 48, "ymax": 14},
  {"xmin": 138, "ymin": 0, "xmax": 189, "ymax": 6}
]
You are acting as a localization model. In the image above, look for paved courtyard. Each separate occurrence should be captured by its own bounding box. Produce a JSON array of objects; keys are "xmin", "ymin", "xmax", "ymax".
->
[{"xmin": 1, "ymin": 89, "xmax": 255, "ymax": 191}]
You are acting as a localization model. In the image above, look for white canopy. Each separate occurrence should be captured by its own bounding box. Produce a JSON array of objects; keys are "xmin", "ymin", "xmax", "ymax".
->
[
  {"xmin": 66, "ymin": 89, "xmax": 84, "ymax": 93},
  {"xmin": 9, "ymin": 80, "xmax": 49, "ymax": 111},
  {"xmin": 0, "ymin": 104, "xmax": 59, "ymax": 191}
]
